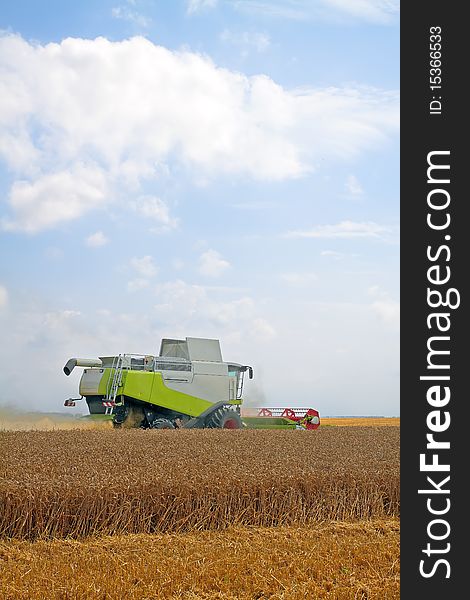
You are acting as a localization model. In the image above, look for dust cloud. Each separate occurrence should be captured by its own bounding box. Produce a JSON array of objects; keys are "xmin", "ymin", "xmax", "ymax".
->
[
  {"xmin": 241, "ymin": 383, "xmax": 268, "ymax": 417},
  {"xmin": 0, "ymin": 407, "xmax": 113, "ymax": 431}
]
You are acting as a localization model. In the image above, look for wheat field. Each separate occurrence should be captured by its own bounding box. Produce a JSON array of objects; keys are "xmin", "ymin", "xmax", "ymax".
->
[
  {"xmin": 0, "ymin": 519, "xmax": 399, "ymax": 599},
  {"xmin": 0, "ymin": 425, "xmax": 400, "ymax": 598},
  {"xmin": 0, "ymin": 428, "xmax": 399, "ymax": 539}
]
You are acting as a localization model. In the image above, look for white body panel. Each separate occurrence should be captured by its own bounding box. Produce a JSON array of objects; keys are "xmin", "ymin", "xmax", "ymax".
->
[
  {"xmin": 164, "ymin": 370, "xmax": 230, "ymax": 404},
  {"xmin": 186, "ymin": 338, "xmax": 223, "ymax": 362},
  {"xmin": 192, "ymin": 361, "xmax": 228, "ymax": 376},
  {"xmin": 79, "ymin": 369, "xmax": 104, "ymax": 395}
]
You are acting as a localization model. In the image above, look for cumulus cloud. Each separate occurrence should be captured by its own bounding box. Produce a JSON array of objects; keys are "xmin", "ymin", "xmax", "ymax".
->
[
  {"xmin": 85, "ymin": 231, "xmax": 109, "ymax": 247},
  {"xmin": 284, "ymin": 220, "xmax": 391, "ymax": 239},
  {"xmin": 127, "ymin": 256, "xmax": 158, "ymax": 292},
  {"xmin": 133, "ymin": 196, "xmax": 178, "ymax": 231},
  {"xmin": 130, "ymin": 255, "xmax": 158, "ymax": 277},
  {"xmin": 2, "ymin": 164, "xmax": 108, "ymax": 233},
  {"xmin": 154, "ymin": 279, "xmax": 275, "ymax": 340},
  {"xmin": 0, "ymin": 34, "xmax": 398, "ymax": 232},
  {"xmin": 198, "ymin": 249, "xmax": 230, "ymax": 277}
]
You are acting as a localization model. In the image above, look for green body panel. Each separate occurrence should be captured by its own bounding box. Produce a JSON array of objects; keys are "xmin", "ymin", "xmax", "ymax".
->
[
  {"xmin": 241, "ymin": 416, "xmax": 297, "ymax": 429},
  {"xmin": 114, "ymin": 370, "xmax": 213, "ymax": 417},
  {"xmin": 96, "ymin": 369, "xmax": 111, "ymax": 395},
  {"xmin": 89, "ymin": 367, "xmax": 241, "ymax": 417},
  {"xmin": 120, "ymin": 371, "xmax": 155, "ymax": 403}
]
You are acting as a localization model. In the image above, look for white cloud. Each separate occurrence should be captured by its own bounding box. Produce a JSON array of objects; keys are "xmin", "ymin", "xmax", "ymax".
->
[
  {"xmin": 153, "ymin": 279, "xmax": 275, "ymax": 341},
  {"xmin": 230, "ymin": 0, "xmax": 399, "ymax": 23},
  {"xmin": 130, "ymin": 255, "xmax": 158, "ymax": 277},
  {"xmin": 220, "ymin": 29, "xmax": 271, "ymax": 53},
  {"xmin": 133, "ymin": 196, "xmax": 178, "ymax": 231},
  {"xmin": 111, "ymin": 4, "xmax": 151, "ymax": 28},
  {"xmin": 0, "ymin": 34, "xmax": 398, "ymax": 232},
  {"xmin": 345, "ymin": 174, "xmax": 363, "ymax": 196},
  {"xmin": 2, "ymin": 164, "xmax": 108, "ymax": 233},
  {"xmin": 85, "ymin": 231, "xmax": 109, "ymax": 247},
  {"xmin": 284, "ymin": 220, "xmax": 390, "ymax": 239},
  {"xmin": 187, "ymin": 0, "xmax": 218, "ymax": 14},
  {"xmin": 198, "ymin": 249, "xmax": 231, "ymax": 277},
  {"xmin": 0, "ymin": 285, "xmax": 8, "ymax": 309}
]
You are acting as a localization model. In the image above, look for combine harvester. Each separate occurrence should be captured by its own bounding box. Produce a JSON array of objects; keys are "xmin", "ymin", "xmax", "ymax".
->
[{"xmin": 63, "ymin": 337, "xmax": 319, "ymax": 430}]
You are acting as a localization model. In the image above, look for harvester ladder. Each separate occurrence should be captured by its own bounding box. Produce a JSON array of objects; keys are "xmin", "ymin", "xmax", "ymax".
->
[{"xmin": 106, "ymin": 354, "xmax": 124, "ymax": 404}]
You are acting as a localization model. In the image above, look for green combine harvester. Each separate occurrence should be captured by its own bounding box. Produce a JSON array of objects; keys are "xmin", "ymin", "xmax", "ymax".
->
[{"xmin": 63, "ymin": 337, "xmax": 320, "ymax": 430}]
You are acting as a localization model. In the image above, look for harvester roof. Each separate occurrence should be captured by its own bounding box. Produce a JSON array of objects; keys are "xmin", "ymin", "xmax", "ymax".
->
[{"xmin": 159, "ymin": 337, "xmax": 223, "ymax": 362}]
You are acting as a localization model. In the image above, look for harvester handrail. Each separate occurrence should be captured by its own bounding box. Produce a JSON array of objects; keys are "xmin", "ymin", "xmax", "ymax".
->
[{"xmin": 101, "ymin": 353, "xmax": 191, "ymax": 372}]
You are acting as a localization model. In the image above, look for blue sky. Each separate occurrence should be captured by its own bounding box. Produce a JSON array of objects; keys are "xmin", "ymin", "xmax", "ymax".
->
[{"xmin": 0, "ymin": 0, "xmax": 399, "ymax": 416}]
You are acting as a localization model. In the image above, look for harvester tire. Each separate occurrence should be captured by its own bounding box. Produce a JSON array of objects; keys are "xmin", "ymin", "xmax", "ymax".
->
[
  {"xmin": 113, "ymin": 403, "xmax": 145, "ymax": 429},
  {"xmin": 206, "ymin": 407, "xmax": 242, "ymax": 429},
  {"xmin": 151, "ymin": 418, "xmax": 175, "ymax": 429}
]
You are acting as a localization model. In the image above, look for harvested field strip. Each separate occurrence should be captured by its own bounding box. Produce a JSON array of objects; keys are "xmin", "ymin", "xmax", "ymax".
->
[
  {"xmin": 0, "ymin": 428, "xmax": 399, "ymax": 539},
  {"xmin": 0, "ymin": 519, "xmax": 400, "ymax": 600},
  {"xmin": 321, "ymin": 418, "xmax": 399, "ymax": 427}
]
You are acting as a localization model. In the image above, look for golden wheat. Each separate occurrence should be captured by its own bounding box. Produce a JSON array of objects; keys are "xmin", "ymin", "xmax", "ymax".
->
[
  {"xmin": 0, "ymin": 428, "xmax": 399, "ymax": 540},
  {"xmin": 0, "ymin": 519, "xmax": 400, "ymax": 599}
]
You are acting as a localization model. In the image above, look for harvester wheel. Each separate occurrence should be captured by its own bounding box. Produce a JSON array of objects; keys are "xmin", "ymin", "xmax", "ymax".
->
[
  {"xmin": 112, "ymin": 402, "xmax": 145, "ymax": 429},
  {"xmin": 206, "ymin": 407, "xmax": 242, "ymax": 429},
  {"xmin": 151, "ymin": 418, "xmax": 175, "ymax": 429}
]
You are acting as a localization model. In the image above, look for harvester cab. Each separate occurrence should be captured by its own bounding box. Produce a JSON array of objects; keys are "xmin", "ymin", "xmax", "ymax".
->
[{"xmin": 63, "ymin": 337, "xmax": 253, "ymax": 429}]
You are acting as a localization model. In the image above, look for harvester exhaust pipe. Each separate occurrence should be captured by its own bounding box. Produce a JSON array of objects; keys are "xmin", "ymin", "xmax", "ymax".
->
[{"xmin": 63, "ymin": 358, "xmax": 102, "ymax": 376}]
